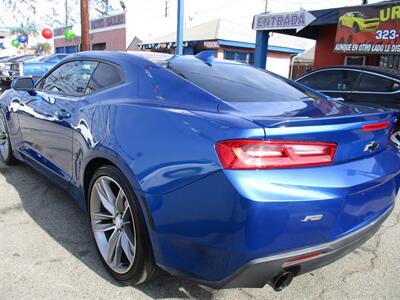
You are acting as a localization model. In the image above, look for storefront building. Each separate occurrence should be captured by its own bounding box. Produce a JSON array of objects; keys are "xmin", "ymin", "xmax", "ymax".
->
[
  {"xmin": 254, "ymin": 0, "xmax": 399, "ymax": 75},
  {"xmin": 139, "ymin": 19, "xmax": 315, "ymax": 78},
  {"xmin": 53, "ymin": 13, "xmax": 126, "ymax": 53}
]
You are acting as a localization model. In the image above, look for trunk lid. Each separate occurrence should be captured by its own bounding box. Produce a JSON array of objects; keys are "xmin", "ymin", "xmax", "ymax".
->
[
  {"xmin": 219, "ymin": 99, "xmax": 398, "ymax": 162},
  {"xmin": 220, "ymin": 99, "xmax": 399, "ymax": 252}
]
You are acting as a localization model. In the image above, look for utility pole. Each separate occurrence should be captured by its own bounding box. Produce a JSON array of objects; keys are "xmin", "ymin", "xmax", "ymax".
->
[
  {"xmin": 176, "ymin": 0, "xmax": 184, "ymax": 55},
  {"xmin": 65, "ymin": 0, "xmax": 68, "ymax": 25},
  {"xmin": 165, "ymin": 1, "xmax": 170, "ymax": 18},
  {"xmin": 81, "ymin": 0, "xmax": 90, "ymax": 51}
]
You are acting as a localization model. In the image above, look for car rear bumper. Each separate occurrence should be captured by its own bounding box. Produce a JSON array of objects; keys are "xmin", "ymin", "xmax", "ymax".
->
[
  {"xmin": 195, "ymin": 204, "xmax": 393, "ymax": 288},
  {"xmin": 149, "ymin": 148, "xmax": 400, "ymax": 287}
]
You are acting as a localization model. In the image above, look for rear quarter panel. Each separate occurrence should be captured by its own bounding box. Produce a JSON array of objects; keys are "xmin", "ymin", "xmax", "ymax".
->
[{"xmin": 69, "ymin": 80, "xmax": 264, "ymax": 205}]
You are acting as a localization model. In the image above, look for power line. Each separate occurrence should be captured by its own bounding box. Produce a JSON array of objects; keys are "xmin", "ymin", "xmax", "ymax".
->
[{"xmin": 165, "ymin": 0, "xmax": 170, "ymax": 18}]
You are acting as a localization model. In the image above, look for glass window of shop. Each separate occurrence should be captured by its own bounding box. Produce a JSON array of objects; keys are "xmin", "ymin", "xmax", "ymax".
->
[
  {"xmin": 379, "ymin": 55, "xmax": 400, "ymax": 70},
  {"xmin": 224, "ymin": 50, "xmax": 254, "ymax": 64}
]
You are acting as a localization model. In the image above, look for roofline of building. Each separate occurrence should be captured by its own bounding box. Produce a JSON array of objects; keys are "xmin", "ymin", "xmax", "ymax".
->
[
  {"xmin": 306, "ymin": 0, "xmax": 394, "ymax": 27},
  {"xmin": 261, "ymin": 1, "xmax": 396, "ymax": 39},
  {"xmin": 139, "ymin": 39, "xmax": 304, "ymax": 54},
  {"xmin": 217, "ymin": 39, "xmax": 304, "ymax": 54}
]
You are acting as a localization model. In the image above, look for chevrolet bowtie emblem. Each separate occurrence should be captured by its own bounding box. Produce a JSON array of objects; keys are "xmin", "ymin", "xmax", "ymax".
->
[{"xmin": 364, "ymin": 142, "xmax": 379, "ymax": 153}]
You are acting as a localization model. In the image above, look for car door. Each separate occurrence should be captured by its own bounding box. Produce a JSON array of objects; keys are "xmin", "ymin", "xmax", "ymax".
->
[
  {"xmin": 352, "ymin": 72, "xmax": 400, "ymax": 109},
  {"xmin": 16, "ymin": 60, "xmax": 98, "ymax": 187}
]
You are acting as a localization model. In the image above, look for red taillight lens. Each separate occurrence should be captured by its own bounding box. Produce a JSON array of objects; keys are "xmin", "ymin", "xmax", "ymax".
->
[
  {"xmin": 362, "ymin": 121, "xmax": 390, "ymax": 132},
  {"xmin": 215, "ymin": 140, "xmax": 337, "ymax": 170}
]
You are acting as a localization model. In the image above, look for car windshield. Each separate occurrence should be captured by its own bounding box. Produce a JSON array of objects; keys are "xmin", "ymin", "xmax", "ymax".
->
[
  {"xmin": 167, "ymin": 59, "xmax": 321, "ymax": 102},
  {"xmin": 25, "ymin": 56, "xmax": 49, "ymax": 62},
  {"xmin": 353, "ymin": 12, "xmax": 370, "ymax": 18},
  {"xmin": 0, "ymin": 56, "xmax": 11, "ymax": 61},
  {"xmin": 11, "ymin": 55, "xmax": 36, "ymax": 62}
]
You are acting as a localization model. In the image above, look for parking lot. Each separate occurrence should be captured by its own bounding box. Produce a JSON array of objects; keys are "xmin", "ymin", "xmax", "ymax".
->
[{"xmin": 0, "ymin": 84, "xmax": 399, "ymax": 299}]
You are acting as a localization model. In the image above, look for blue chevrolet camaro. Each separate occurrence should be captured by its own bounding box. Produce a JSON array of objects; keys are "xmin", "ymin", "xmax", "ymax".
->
[{"xmin": 0, "ymin": 51, "xmax": 399, "ymax": 291}]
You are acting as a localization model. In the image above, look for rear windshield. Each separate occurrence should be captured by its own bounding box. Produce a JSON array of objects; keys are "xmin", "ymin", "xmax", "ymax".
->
[{"xmin": 167, "ymin": 60, "xmax": 321, "ymax": 102}]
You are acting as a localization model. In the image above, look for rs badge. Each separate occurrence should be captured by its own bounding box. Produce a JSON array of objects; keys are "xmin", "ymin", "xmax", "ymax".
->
[{"xmin": 301, "ymin": 215, "xmax": 324, "ymax": 222}]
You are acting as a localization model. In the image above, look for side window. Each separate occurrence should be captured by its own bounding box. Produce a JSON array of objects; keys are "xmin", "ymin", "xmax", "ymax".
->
[
  {"xmin": 298, "ymin": 70, "xmax": 359, "ymax": 91},
  {"xmin": 42, "ymin": 60, "xmax": 98, "ymax": 96},
  {"xmin": 337, "ymin": 70, "xmax": 360, "ymax": 91},
  {"xmin": 357, "ymin": 73, "xmax": 400, "ymax": 93},
  {"xmin": 297, "ymin": 73, "xmax": 320, "ymax": 89},
  {"xmin": 85, "ymin": 62, "xmax": 123, "ymax": 94}
]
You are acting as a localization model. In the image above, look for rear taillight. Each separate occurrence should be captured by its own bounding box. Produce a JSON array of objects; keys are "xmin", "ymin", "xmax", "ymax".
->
[
  {"xmin": 215, "ymin": 140, "xmax": 337, "ymax": 170},
  {"xmin": 362, "ymin": 121, "xmax": 390, "ymax": 132}
]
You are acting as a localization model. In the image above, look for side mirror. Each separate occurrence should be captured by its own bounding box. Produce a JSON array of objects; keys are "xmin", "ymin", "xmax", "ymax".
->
[{"xmin": 11, "ymin": 77, "xmax": 34, "ymax": 92}]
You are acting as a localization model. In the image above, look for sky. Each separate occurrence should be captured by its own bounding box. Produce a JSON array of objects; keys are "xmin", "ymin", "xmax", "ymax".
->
[
  {"xmin": 0, "ymin": 0, "xmax": 385, "ymax": 45},
  {"xmin": 108, "ymin": 0, "xmax": 384, "ymax": 42}
]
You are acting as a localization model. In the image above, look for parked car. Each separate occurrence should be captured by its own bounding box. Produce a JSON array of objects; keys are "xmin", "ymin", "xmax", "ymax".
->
[
  {"xmin": 1, "ymin": 52, "xmax": 399, "ymax": 291},
  {"xmin": 20, "ymin": 54, "xmax": 69, "ymax": 82},
  {"xmin": 0, "ymin": 55, "xmax": 13, "ymax": 76},
  {"xmin": 0, "ymin": 54, "xmax": 37, "ymax": 83},
  {"xmin": 296, "ymin": 66, "xmax": 400, "ymax": 151},
  {"xmin": 0, "ymin": 55, "xmax": 11, "ymax": 63},
  {"xmin": 338, "ymin": 11, "xmax": 380, "ymax": 32}
]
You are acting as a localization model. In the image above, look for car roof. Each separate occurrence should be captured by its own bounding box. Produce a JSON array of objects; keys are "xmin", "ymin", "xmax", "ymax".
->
[
  {"xmin": 25, "ymin": 55, "xmax": 50, "ymax": 62},
  {"xmin": 9, "ymin": 55, "xmax": 37, "ymax": 63},
  {"xmin": 126, "ymin": 51, "xmax": 173, "ymax": 62},
  {"xmin": 1, "ymin": 55, "xmax": 23, "ymax": 62},
  {"xmin": 308, "ymin": 65, "xmax": 400, "ymax": 79},
  {"xmin": 65, "ymin": 51, "xmax": 243, "ymax": 67}
]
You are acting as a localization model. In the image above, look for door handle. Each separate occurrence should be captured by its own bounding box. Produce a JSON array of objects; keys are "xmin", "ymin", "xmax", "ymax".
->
[{"xmin": 55, "ymin": 110, "xmax": 71, "ymax": 120}]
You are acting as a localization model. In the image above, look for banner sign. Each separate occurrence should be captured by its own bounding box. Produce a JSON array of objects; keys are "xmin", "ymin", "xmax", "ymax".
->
[
  {"xmin": 334, "ymin": 4, "xmax": 400, "ymax": 54},
  {"xmin": 253, "ymin": 8, "xmax": 316, "ymax": 32},
  {"xmin": 201, "ymin": 41, "xmax": 219, "ymax": 49},
  {"xmin": 54, "ymin": 13, "xmax": 126, "ymax": 37}
]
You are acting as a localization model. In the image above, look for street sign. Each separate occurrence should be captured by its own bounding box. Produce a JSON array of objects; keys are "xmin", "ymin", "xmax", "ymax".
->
[{"xmin": 252, "ymin": 8, "xmax": 316, "ymax": 32}]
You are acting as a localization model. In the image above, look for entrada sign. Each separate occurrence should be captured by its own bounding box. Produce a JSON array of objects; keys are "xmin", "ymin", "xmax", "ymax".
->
[
  {"xmin": 252, "ymin": 8, "xmax": 316, "ymax": 32},
  {"xmin": 334, "ymin": 4, "xmax": 400, "ymax": 54}
]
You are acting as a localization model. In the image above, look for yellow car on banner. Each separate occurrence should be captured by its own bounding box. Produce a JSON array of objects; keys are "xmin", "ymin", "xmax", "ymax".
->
[{"xmin": 339, "ymin": 11, "xmax": 380, "ymax": 32}]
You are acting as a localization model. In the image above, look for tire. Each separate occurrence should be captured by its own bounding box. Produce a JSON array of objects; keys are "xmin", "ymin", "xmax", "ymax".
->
[
  {"xmin": 88, "ymin": 165, "xmax": 157, "ymax": 285},
  {"xmin": 353, "ymin": 23, "xmax": 360, "ymax": 33},
  {"xmin": 0, "ymin": 111, "xmax": 16, "ymax": 165}
]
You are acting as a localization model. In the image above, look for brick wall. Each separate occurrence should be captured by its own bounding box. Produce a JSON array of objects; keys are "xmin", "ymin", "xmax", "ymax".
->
[{"xmin": 54, "ymin": 28, "xmax": 126, "ymax": 51}]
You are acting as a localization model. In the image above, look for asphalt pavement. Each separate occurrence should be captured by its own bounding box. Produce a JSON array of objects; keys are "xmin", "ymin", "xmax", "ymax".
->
[{"xmin": 0, "ymin": 84, "xmax": 400, "ymax": 299}]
